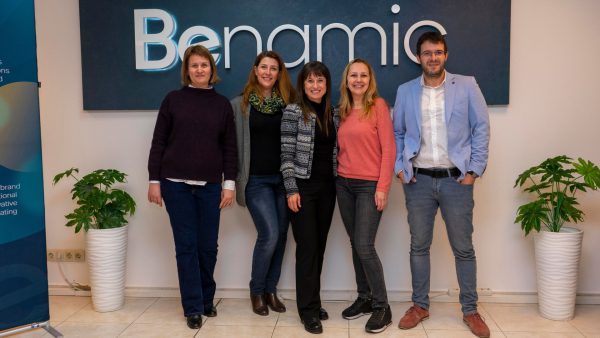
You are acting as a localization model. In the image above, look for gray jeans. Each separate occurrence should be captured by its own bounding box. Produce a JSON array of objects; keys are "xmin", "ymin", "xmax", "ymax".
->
[
  {"xmin": 403, "ymin": 173, "xmax": 478, "ymax": 314},
  {"xmin": 336, "ymin": 176, "xmax": 388, "ymax": 308}
]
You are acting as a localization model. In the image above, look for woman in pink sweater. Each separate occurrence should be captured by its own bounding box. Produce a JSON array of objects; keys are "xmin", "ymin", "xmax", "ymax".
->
[{"xmin": 336, "ymin": 59, "xmax": 396, "ymax": 334}]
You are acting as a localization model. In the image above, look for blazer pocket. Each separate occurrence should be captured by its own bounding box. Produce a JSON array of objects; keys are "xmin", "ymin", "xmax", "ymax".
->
[{"xmin": 452, "ymin": 98, "xmax": 468, "ymax": 114}]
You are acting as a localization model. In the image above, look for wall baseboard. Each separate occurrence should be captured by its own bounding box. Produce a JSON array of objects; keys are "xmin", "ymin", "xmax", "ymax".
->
[{"xmin": 48, "ymin": 285, "xmax": 600, "ymax": 304}]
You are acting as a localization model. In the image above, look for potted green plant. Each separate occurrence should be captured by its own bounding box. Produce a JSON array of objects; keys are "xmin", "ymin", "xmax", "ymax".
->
[
  {"xmin": 514, "ymin": 155, "xmax": 600, "ymax": 320},
  {"xmin": 53, "ymin": 168, "xmax": 136, "ymax": 312}
]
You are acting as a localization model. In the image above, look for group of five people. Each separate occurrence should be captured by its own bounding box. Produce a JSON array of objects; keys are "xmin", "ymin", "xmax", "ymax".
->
[{"xmin": 147, "ymin": 31, "xmax": 490, "ymax": 337}]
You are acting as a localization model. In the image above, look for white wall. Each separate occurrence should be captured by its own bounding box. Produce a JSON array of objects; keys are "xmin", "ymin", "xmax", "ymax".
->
[{"xmin": 36, "ymin": 0, "xmax": 600, "ymax": 297}]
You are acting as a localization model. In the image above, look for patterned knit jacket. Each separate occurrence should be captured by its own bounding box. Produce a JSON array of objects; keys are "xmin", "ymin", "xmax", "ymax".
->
[{"xmin": 280, "ymin": 103, "xmax": 340, "ymax": 196}]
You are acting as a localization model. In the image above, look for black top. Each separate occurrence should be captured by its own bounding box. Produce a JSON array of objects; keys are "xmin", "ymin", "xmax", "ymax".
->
[
  {"xmin": 309, "ymin": 100, "xmax": 335, "ymax": 178},
  {"xmin": 148, "ymin": 86, "xmax": 237, "ymax": 182},
  {"xmin": 249, "ymin": 105, "xmax": 283, "ymax": 175}
]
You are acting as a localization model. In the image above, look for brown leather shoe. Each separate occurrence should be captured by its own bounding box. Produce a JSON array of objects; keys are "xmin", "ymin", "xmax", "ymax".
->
[
  {"xmin": 463, "ymin": 312, "xmax": 490, "ymax": 338},
  {"xmin": 265, "ymin": 292, "xmax": 286, "ymax": 313},
  {"xmin": 251, "ymin": 294, "xmax": 268, "ymax": 316},
  {"xmin": 398, "ymin": 304, "xmax": 429, "ymax": 329}
]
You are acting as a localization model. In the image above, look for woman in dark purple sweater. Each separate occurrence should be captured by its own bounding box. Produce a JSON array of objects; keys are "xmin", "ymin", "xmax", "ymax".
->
[{"xmin": 147, "ymin": 45, "xmax": 237, "ymax": 330}]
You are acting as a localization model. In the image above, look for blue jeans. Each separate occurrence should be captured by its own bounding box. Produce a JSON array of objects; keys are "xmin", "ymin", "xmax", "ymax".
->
[
  {"xmin": 245, "ymin": 174, "xmax": 289, "ymax": 295},
  {"xmin": 161, "ymin": 179, "xmax": 221, "ymax": 317},
  {"xmin": 336, "ymin": 176, "xmax": 388, "ymax": 308},
  {"xmin": 402, "ymin": 173, "xmax": 478, "ymax": 314}
]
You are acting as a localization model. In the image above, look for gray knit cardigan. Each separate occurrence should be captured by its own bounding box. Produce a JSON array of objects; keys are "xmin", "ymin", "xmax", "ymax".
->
[
  {"xmin": 280, "ymin": 103, "xmax": 340, "ymax": 197},
  {"xmin": 231, "ymin": 95, "xmax": 251, "ymax": 207}
]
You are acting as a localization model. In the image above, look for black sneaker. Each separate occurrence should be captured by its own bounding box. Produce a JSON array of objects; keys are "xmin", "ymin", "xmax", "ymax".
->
[
  {"xmin": 365, "ymin": 305, "xmax": 392, "ymax": 333},
  {"xmin": 342, "ymin": 297, "xmax": 373, "ymax": 319}
]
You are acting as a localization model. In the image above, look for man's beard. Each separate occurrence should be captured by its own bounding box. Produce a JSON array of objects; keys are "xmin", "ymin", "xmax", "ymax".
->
[{"xmin": 422, "ymin": 61, "xmax": 445, "ymax": 78}]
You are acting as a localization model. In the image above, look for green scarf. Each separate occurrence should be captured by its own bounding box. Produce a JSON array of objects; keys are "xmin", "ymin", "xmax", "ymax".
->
[{"xmin": 249, "ymin": 91, "xmax": 285, "ymax": 114}]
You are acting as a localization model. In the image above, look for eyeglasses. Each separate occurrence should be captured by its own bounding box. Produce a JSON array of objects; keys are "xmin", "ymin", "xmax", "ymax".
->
[{"xmin": 420, "ymin": 50, "xmax": 446, "ymax": 58}]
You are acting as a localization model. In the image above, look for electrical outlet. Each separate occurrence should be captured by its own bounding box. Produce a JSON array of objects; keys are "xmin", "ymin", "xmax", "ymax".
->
[
  {"xmin": 47, "ymin": 250, "xmax": 59, "ymax": 261},
  {"xmin": 47, "ymin": 249, "xmax": 85, "ymax": 262}
]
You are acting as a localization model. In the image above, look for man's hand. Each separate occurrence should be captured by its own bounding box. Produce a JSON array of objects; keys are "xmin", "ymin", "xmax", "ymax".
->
[
  {"xmin": 460, "ymin": 173, "xmax": 476, "ymax": 185},
  {"xmin": 397, "ymin": 171, "xmax": 416, "ymax": 184}
]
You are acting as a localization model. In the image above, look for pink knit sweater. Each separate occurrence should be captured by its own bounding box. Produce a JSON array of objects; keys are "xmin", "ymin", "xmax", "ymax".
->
[{"xmin": 337, "ymin": 97, "xmax": 396, "ymax": 193}]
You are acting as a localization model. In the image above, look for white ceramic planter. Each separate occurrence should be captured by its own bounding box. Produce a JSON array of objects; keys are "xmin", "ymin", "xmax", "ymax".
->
[
  {"xmin": 534, "ymin": 226, "xmax": 583, "ymax": 320},
  {"xmin": 86, "ymin": 225, "xmax": 129, "ymax": 312}
]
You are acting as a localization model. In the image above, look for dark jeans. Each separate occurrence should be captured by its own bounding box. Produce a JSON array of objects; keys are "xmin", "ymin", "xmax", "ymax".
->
[
  {"xmin": 161, "ymin": 179, "xmax": 221, "ymax": 317},
  {"xmin": 336, "ymin": 176, "xmax": 388, "ymax": 308},
  {"xmin": 403, "ymin": 173, "xmax": 478, "ymax": 314},
  {"xmin": 290, "ymin": 176, "xmax": 336, "ymax": 319},
  {"xmin": 245, "ymin": 174, "xmax": 289, "ymax": 295}
]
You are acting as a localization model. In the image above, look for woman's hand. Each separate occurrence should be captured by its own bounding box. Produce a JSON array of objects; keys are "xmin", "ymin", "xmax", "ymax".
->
[
  {"xmin": 287, "ymin": 193, "xmax": 301, "ymax": 212},
  {"xmin": 148, "ymin": 183, "xmax": 162, "ymax": 207},
  {"xmin": 374, "ymin": 191, "xmax": 388, "ymax": 211},
  {"xmin": 220, "ymin": 189, "xmax": 235, "ymax": 209}
]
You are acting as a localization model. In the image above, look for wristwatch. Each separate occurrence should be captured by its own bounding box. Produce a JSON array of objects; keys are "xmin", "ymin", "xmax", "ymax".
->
[{"xmin": 467, "ymin": 170, "xmax": 479, "ymax": 178}]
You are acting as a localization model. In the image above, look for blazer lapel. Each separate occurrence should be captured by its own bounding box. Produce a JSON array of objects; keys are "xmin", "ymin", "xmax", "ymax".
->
[
  {"xmin": 412, "ymin": 78, "xmax": 423, "ymax": 133},
  {"xmin": 444, "ymin": 71, "xmax": 456, "ymax": 125}
]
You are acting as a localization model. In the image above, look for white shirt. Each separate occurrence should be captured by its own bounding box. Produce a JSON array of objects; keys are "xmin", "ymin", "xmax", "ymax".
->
[{"xmin": 412, "ymin": 73, "xmax": 455, "ymax": 169}]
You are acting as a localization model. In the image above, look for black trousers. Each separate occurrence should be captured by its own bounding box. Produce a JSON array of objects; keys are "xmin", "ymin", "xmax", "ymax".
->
[{"xmin": 290, "ymin": 176, "xmax": 336, "ymax": 319}]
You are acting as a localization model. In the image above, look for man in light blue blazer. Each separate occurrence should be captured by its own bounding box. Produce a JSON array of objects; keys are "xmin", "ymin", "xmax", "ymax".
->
[{"xmin": 393, "ymin": 32, "xmax": 490, "ymax": 338}]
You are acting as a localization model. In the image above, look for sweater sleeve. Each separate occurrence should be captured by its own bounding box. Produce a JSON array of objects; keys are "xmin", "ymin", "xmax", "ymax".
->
[
  {"xmin": 221, "ymin": 99, "xmax": 238, "ymax": 181},
  {"xmin": 280, "ymin": 104, "xmax": 299, "ymax": 196},
  {"xmin": 375, "ymin": 98, "xmax": 397, "ymax": 193},
  {"xmin": 148, "ymin": 93, "xmax": 173, "ymax": 181},
  {"xmin": 230, "ymin": 96, "xmax": 244, "ymax": 182}
]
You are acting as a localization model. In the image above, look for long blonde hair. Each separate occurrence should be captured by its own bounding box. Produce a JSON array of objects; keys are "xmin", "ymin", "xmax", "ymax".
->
[
  {"xmin": 241, "ymin": 51, "xmax": 295, "ymax": 113},
  {"xmin": 338, "ymin": 59, "xmax": 379, "ymax": 120}
]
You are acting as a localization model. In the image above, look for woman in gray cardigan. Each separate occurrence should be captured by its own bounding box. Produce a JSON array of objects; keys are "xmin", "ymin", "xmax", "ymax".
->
[{"xmin": 231, "ymin": 51, "xmax": 295, "ymax": 317}]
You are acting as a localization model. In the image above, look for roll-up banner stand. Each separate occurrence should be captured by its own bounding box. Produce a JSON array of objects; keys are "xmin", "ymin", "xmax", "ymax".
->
[{"xmin": 0, "ymin": 1, "xmax": 61, "ymax": 337}]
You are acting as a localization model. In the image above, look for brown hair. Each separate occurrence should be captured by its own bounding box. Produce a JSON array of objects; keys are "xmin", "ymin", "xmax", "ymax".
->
[
  {"xmin": 240, "ymin": 51, "xmax": 296, "ymax": 112},
  {"xmin": 181, "ymin": 45, "xmax": 220, "ymax": 86},
  {"xmin": 416, "ymin": 31, "xmax": 448, "ymax": 55},
  {"xmin": 338, "ymin": 59, "xmax": 379, "ymax": 120}
]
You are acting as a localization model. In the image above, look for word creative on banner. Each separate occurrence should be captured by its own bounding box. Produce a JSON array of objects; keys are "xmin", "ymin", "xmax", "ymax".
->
[
  {"xmin": 0, "ymin": 58, "xmax": 10, "ymax": 84},
  {"xmin": 0, "ymin": 183, "xmax": 20, "ymax": 216}
]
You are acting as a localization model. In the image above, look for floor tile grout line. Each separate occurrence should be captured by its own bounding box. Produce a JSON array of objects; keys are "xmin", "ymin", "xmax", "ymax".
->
[
  {"xmin": 480, "ymin": 302, "xmax": 506, "ymax": 334},
  {"xmin": 42, "ymin": 297, "xmax": 600, "ymax": 337},
  {"xmin": 117, "ymin": 297, "xmax": 160, "ymax": 337},
  {"xmin": 57, "ymin": 295, "xmax": 92, "ymax": 323},
  {"xmin": 270, "ymin": 312, "xmax": 279, "ymax": 338}
]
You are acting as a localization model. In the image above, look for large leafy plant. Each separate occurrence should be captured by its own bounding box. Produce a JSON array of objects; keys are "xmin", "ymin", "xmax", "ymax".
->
[
  {"xmin": 514, "ymin": 156, "xmax": 600, "ymax": 235},
  {"xmin": 53, "ymin": 168, "xmax": 136, "ymax": 233}
]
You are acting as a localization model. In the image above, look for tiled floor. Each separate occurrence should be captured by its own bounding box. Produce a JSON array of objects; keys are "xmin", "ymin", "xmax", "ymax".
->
[{"xmin": 5, "ymin": 296, "xmax": 600, "ymax": 337}]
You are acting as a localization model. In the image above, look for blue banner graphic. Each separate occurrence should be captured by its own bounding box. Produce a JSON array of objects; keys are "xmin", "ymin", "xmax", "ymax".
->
[
  {"xmin": 0, "ymin": 0, "xmax": 50, "ymax": 332},
  {"xmin": 79, "ymin": 0, "xmax": 510, "ymax": 110}
]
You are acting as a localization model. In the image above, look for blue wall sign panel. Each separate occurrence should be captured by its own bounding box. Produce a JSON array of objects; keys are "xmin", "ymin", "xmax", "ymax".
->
[{"xmin": 79, "ymin": 0, "xmax": 510, "ymax": 110}]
